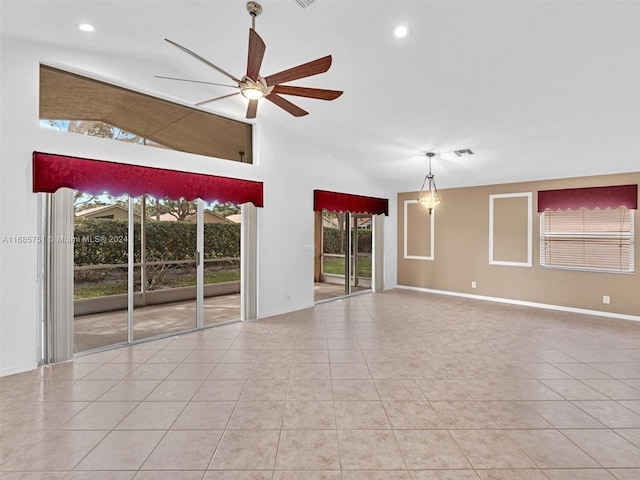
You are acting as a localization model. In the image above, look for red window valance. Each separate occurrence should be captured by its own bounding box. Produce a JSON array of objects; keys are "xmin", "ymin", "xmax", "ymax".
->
[
  {"xmin": 537, "ymin": 184, "xmax": 637, "ymax": 212},
  {"xmin": 32, "ymin": 152, "xmax": 263, "ymax": 207},
  {"xmin": 314, "ymin": 189, "xmax": 388, "ymax": 215}
]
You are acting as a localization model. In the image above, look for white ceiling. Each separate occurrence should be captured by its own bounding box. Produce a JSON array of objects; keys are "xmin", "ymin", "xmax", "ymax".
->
[{"xmin": 2, "ymin": 0, "xmax": 639, "ymax": 191}]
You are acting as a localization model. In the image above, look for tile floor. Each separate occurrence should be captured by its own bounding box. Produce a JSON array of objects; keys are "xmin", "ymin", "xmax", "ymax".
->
[
  {"xmin": 314, "ymin": 282, "xmax": 370, "ymax": 303},
  {"xmin": 2, "ymin": 289, "xmax": 640, "ymax": 479},
  {"xmin": 74, "ymin": 282, "xmax": 367, "ymax": 353}
]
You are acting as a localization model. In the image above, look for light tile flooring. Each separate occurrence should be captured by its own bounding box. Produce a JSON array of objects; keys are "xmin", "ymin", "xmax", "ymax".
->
[
  {"xmin": 75, "ymin": 284, "xmax": 359, "ymax": 354},
  {"xmin": 314, "ymin": 282, "xmax": 370, "ymax": 303},
  {"xmin": 2, "ymin": 289, "xmax": 640, "ymax": 479}
]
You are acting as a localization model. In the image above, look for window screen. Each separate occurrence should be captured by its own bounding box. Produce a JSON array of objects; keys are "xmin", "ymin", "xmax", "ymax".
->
[{"xmin": 540, "ymin": 207, "xmax": 634, "ymax": 273}]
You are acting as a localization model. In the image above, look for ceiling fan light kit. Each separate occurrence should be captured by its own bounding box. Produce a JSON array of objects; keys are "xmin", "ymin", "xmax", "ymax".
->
[
  {"xmin": 239, "ymin": 77, "xmax": 269, "ymax": 100},
  {"xmin": 240, "ymin": 85, "xmax": 264, "ymax": 100},
  {"xmin": 160, "ymin": 1, "xmax": 342, "ymax": 119}
]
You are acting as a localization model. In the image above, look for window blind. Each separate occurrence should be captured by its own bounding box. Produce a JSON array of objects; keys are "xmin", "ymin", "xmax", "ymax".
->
[{"xmin": 540, "ymin": 207, "xmax": 634, "ymax": 273}]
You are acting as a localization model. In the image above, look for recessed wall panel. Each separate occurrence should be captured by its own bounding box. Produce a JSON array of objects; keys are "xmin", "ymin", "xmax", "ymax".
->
[
  {"xmin": 489, "ymin": 192, "xmax": 532, "ymax": 266},
  {"xmin": 404, "ymin": 199, "xmax": 434, "ymax": 260}
]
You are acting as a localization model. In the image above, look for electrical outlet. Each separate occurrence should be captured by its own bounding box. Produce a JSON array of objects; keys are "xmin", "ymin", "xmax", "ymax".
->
[
  {"xmin": 603, "ymin": 295, "xmax": 610, "ymax": 304},
  {"xmin": 471, "ymin": 281, "xmax": 477, "ymax": 289}
]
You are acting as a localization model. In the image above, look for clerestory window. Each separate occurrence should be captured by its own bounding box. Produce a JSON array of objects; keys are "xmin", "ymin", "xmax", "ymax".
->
[{"xmin": 39, "ymin": 65, "xmax": 253, "ymax": 164}]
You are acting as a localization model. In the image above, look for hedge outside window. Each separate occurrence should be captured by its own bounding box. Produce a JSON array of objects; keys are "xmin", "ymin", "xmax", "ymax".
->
[{"xmin": 539, "ymin": 207, "xmax": 634, "ymax": 273}]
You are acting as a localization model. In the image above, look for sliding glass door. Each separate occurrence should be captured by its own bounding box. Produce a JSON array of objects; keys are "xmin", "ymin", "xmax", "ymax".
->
[
  {"xmin": 203, "ymin": 201, "xmax": 241, "ymax": 326},
  {"xmin": 314, "ymin": 210, "xmax": 373, "ymax": 302},
  {"xmin": 73, "ymin": 192, "xmax": 130, "ymax": 352},
  {"xmin": 132, "ymin": 195, "xmax": 198, "ymax": 341},
  {"xmin": 71, "ymin": 193, "xmax": 242, "ymax": 354},
  {"xmin": 350, "ymin": 214, "xmax": 373, "ymax": 294}
]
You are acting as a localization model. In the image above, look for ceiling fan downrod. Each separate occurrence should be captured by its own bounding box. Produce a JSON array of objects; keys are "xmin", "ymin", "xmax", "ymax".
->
[{"xmin": 246, "ymin": 2, "xmax": 262, "ymax": 30}]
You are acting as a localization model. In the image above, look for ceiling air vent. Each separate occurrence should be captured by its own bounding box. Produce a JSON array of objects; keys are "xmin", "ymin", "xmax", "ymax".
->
[
  {"xmin": 294, "ymin": 0, "xmax": 318, "ymax": 9},
  {"xmin": 454, "ymin": 149, "xmax": 474, "ymax": 157}
]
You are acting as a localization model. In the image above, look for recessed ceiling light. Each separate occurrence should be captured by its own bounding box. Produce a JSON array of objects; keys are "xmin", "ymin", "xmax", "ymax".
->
[
  {"xmin": 76, "ymin": 23, "xmax": 95, "ymax": 32},
  {"xmin": 392, "ymin": 25, "xmax": 409, "ymax": 39}
]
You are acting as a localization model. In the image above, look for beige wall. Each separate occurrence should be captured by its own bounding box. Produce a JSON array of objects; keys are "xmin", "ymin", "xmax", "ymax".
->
[{"xmin": 397, "ymin": 172, "xmax": 640, "ymax": 316}]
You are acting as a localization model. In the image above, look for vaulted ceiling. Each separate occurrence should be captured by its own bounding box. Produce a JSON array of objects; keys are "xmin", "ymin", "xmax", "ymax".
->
[{"xmin": 2, "ymin": 0, "xmax": 639, "ymax": 191}]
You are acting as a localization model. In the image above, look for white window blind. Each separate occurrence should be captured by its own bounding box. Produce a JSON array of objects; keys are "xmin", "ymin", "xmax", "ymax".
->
[{"xmin": 540, "ymin": 207, "xmax": 634, "ymax": 273}]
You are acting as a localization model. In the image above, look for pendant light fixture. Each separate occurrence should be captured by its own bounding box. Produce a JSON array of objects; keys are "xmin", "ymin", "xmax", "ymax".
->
[{"xmin": 417, "ymin": 152, "xmax": 442, "ymax": 214}]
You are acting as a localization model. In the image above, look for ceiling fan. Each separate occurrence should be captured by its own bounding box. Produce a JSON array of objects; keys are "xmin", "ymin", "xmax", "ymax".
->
[{"xmin": 157, "ymin": 1, "xmax": 343, "ymax": 119}]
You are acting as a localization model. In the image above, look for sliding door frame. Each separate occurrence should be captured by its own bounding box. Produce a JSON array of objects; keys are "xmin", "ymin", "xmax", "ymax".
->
[
  {"xmin": 39, "ymin": 194, "xmax": 256, "ymax": 364},
  {"xmin": 315, "ymin": 209, "xmax": 378, "ymax": 303}
]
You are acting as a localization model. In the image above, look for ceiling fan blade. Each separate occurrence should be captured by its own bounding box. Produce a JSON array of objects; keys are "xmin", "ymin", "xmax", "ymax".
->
[
  {"xmin": 154, "ymin": 75, "xmax": 238, "ymax": 88},
  {"xmin": 264, "ymin": 55, "xmax": 333, "ymax": 86},
  {"xmin": 246, "ymin": 99, "xmax": 259, "ymax": 119},
  {"xmin": 266, "ymin": 93, "xmax": 308, "ymax": 117},
  {"xmin": 195, "ymin": 92, "xmax": 241, "ymax": 106},
  {"xmin": 246, "ymin": 28, "xmax": 266, "ymax": 81},
  {"xmin": 164, "ymin": 38, "xmax": 242, "ymax": 84},
  {"xmin": 271, "ymin": 85, "xmax": 343, "ymax": 101}
]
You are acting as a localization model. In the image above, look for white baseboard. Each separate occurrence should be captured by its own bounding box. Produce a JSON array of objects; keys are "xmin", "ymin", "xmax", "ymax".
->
[
  {"xmin": 258, "ymin": 302, "xmax": 316, "ymax": 320},
  {"xmin": 1, "ymin": 362, "xmax": 38, "ymax": 377},
  {"xmin": 397, "ymin": 285, "xmax": 640, "ymax": 323}
]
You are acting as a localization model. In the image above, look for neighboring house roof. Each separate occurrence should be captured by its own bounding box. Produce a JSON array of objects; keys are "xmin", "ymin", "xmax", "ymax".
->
[
  {"xmin": 357, "ymin": 218, "xmax": 372, "ymax": 228},
  {"xmin": 77, "ymin": 207, "xmax": 233, "ymax": 223},
  {"xmin": 157, "ymin": 212, "xmax": 179, "ymax": 222},
  {"xmin": 75, "ymin": 204, "xmax": 139, "ymax": 218},
  {"xmin": 225, "ymin": 214, "xmax": 241, "ymax": 224},
  {"xmin": 157, "ymin": 210, "xmax": 232, "ymax": 223}
]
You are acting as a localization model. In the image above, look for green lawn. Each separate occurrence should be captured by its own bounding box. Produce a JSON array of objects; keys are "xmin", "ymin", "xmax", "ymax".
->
[
  {"xmin": 75, "ymin": 259, "xmax": 372, "ymax": 300},
  {"xmin": 323, "ymin": 257, "xmax": 371, "ymax": 277},
  {"xmin": 172, "ymin": 270, "xmax": 240, "ymax": 287},
  {"xmin": 74, "ymin": 283, "xmax": 127, "ymax": 299},
  {"xmin": 74, "ymin": 269, "xmax": 240, "ymax": 299}
]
